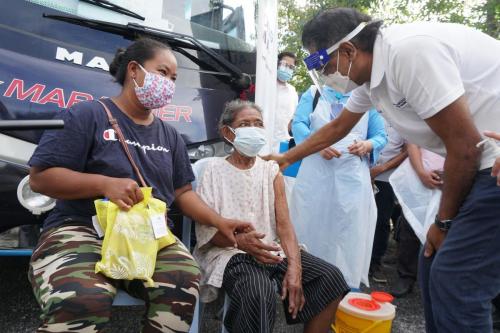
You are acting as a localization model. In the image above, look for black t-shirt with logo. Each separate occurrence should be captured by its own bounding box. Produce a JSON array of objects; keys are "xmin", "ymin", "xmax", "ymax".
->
[{"xmin": 29, "ymin": 99, "xmax": 195, "ymax": 229}]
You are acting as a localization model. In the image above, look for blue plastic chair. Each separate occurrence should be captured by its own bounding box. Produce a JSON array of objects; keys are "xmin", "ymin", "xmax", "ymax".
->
[{"xmin": 0, "ymin": 249, "xmax": 34, "ymax": 256}]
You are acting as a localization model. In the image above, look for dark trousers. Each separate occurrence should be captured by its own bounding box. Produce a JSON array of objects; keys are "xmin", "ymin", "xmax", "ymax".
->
[
  {"xmin": 371, "ymin": 180, "xmax": 397, "ymax": 267},
  {"xmin": 396, "ymin": 215, "xmax": 421, "ymax": 280},
  {"xmin": 222, "ymin": 252, "xmax": 349, "ymax": 333},
  {"xmin": 392, "ymin": 204, "xmax": 402, "ymax": 231},
  {"xmin": 419, "ymin": 169, "xmax": 500, "ymax": 333}
]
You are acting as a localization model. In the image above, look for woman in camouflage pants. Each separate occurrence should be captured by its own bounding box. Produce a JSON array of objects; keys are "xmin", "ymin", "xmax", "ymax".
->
[
  {"xmin": 27, "ymin": 38, "xmax": 250, "ymax": 332},
  {"xmin": 29, "ymin": 225, "xmax": 199, "ymax": 332}
]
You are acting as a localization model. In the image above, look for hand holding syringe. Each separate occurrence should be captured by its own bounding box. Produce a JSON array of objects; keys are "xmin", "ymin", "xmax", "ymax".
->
[
  {"xmin": 476, "ymin": 131, "xmax": 500, "ymax": 148},
  {"xmin": 348, "ymin": 139, "xmax": 371, "ymax": 160}
]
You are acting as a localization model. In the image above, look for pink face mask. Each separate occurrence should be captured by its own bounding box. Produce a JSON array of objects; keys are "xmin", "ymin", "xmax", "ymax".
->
[{"xmin": 133, "ymin": 64, "xmax": 176, "ymax": 109}]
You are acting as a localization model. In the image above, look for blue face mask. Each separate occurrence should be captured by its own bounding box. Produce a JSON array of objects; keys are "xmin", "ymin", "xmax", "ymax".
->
[
  {"xmin": 227, "ymin": 126, "xmax": 267, "ymax": 157},
  {"xmin": 277, "ymin": 66, "xmax": 293, "ymax": 82}
]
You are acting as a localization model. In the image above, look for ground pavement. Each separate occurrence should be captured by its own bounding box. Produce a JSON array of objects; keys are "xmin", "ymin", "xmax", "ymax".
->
[{"xmin": 0, "ymin": 239, "xmax": 428, "ymax": 333}]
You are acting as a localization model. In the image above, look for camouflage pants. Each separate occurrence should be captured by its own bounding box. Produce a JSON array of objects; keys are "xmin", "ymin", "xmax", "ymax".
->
[{"xmin": 28, "ymin": 224, "xmax": 200, "ymax": 333}]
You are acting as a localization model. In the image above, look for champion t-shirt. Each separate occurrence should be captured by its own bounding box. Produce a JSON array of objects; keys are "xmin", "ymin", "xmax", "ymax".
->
[{"xmin": 29, "ymin": 99, "xmax": 194, "ymax": 229}]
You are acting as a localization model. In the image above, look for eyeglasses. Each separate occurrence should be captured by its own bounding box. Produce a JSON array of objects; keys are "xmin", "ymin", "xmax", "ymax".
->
[
  {"xmin": 278, "ymin": 61, "xmax": 296, "ymax": 71},
  {"xmin": 235, "ymin": 121, "xmax": 264, "ymax": 128},
  {"xmin": 304, "ymin": 21, "xmax": 369, "ymax": 71}
]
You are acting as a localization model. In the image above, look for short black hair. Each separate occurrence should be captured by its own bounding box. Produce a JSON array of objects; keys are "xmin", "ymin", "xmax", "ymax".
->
[
  {"xmin": 109, "ymin": 38, "xmax": 171, "ymax": 85},
  {"xmin": 302, "ymin": 8, "xmax": 383, "ymax": 53},
  {"xmin": 278, "ymin": 51, "xmax": 297, "ymax": 65}
]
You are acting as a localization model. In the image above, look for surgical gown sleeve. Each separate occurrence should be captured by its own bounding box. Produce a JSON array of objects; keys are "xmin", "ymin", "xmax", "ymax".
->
[
  {"xmin": 366, "ymin": 110, "xmax": 387, "ymax": 164},
  {"xmin": 292, "ymin": 88, "xmax": 314, "ymax": 145}
]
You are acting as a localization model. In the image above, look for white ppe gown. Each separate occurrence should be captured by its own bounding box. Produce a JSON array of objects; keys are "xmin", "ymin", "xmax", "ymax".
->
[
  {"xmin": 389, "ymin": 150, "xmax": 445, "ymax": 245},
  {"xmin": 290, "ymin": 98, "xmax": 377, "ymax": 288}
]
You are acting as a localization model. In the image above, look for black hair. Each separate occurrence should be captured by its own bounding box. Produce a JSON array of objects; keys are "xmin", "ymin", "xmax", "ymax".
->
[
  {"xmin": 302, "ymin": 8, "xmax": 383, "ymax": 53},
  {"xmin": 219, "ymin": 99, "xmax": 263, "ymax": 129},
  {"xmin": 109, "ymin": 38, "xmax": 171, "ymax": 85},
  {"xmin": 278, "ymin": 51, "xmax": 297, "ymax": 65}
]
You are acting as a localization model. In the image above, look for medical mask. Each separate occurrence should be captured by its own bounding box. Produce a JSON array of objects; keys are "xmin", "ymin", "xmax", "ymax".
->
[
  {"xmin": 321, "ymin": 51, "xmax": 359, "ymax": 94},
  {"xmin": 133, "ymin": 64, "xmax": 176, "ymax": 109},
  {"xmin": 277, "ymin": 66, "xmax": 293, "ymax": 82},
  {"xmin": 227, "ymin": 126, "xmax": 267, "ymax": 157}
]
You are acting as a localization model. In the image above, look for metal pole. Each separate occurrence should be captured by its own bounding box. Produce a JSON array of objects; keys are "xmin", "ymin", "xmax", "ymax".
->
[{"xmin": 0, "ymin": 120, "xmax": 64, "ymax": 130}]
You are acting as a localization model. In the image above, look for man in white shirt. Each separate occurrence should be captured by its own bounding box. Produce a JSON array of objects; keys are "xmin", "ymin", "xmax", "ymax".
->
[
  {"xmin": 267, "ymin": 7, "xmax": 500, "ymax": 333},
  {"xmin": 273, "ymin": 51, "xmax": 299, "ymax": 152}
]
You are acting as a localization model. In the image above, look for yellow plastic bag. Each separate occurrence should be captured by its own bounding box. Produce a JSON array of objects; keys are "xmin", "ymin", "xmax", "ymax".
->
[{"xmin": 94, "ymin": 187, "xmax": 176, "ymax": 286}]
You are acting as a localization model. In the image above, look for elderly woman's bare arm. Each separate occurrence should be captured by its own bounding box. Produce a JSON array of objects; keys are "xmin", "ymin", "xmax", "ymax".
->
[
  {"xmin": 208, "ymin": 229, "xmax": 283, "ymax": 265},
  {"xmin": 274, "ymin": 172, "xmax": 305, "ymax": 318},
  {"xmin": 175, "ymin": 184, "xmax": 253, "ymax": 247},
  {"xmin": 274, "ymin": 172, "xmax": 300, "ymax": 266}
]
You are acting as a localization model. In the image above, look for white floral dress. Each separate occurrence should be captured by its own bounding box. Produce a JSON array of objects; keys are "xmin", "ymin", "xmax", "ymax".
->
[{"xmin": 193, "ymin": 157, "xmax": 279, "ymax": 302}]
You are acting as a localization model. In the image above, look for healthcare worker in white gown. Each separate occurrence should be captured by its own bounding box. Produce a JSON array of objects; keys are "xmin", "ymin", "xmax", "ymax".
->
[{"xmin": 291, "ymin": 85, "xmax": 387, "ymax": 288}]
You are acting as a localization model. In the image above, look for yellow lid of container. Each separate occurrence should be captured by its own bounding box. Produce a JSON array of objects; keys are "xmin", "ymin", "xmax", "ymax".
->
[{"xmin": 338, "ymin": 292, "xmax": 396, "ymax": 321}]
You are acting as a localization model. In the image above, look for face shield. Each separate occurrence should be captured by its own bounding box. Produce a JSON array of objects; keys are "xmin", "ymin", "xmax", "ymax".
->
[{"xmin": 303, "ymin": 22, "xmax": 369, "ymax": 101}]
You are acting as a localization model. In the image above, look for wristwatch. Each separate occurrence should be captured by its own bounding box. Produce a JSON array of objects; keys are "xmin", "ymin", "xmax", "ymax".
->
[{"xmin": 434, "ymin": 215, "xmax": 452, "ymax": 231}]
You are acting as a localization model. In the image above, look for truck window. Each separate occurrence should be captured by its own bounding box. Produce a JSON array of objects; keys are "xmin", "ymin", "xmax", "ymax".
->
[{"xmin": 28, "ymin": 0, "xmax": 257, "ymax": 52}]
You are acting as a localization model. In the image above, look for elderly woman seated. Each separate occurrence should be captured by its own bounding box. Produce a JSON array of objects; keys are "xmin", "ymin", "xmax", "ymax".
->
[{"xmin": 194, "ymin": 100, "xmax": 349, "ymax": 333}]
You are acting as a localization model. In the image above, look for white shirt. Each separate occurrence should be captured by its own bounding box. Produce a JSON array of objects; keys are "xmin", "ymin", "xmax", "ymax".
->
[
  {"xmin": 375, "ymin": 120, "xmax": 406, "ymax": 182},
  {"xmin": 193, "ymin": 157, "xmax": 280, "ymax": 302},
  {"xmin": 273, "ymin": 81, "xmax": 298, "ymax": 152},
  {"xmin": 346, "ymin": 22, "xmax": 500, "ymax": 170}
]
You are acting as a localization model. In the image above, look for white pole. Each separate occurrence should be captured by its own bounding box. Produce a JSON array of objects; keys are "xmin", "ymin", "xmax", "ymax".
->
[{"xmin": 255, "ymin": 0, "xmax": 278, "ymax": 155}]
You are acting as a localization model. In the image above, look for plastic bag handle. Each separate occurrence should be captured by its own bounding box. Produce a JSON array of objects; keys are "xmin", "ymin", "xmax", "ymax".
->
[{"xmin": 98, "ymin": 100, "xmax": 147, "ymax": 188}]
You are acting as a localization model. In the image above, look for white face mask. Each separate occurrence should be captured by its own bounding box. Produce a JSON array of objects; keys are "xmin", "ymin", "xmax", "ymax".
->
[
  {"xmin": 226, "ymin": 126, "xmax": 267, "ymax": 157},
  {"xmin": 321, "ymin": 50, "xmax": 359, "ymax": 94}
]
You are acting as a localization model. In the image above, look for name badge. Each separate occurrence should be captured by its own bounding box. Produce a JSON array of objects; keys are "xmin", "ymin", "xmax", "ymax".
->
[
  {"xmin": 92, "ymin": 215, "xmax": 104, "ymax": 238},
  {"xmin": 150, "ymin": 214, "xmax": 168, "ymax": 239}
]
